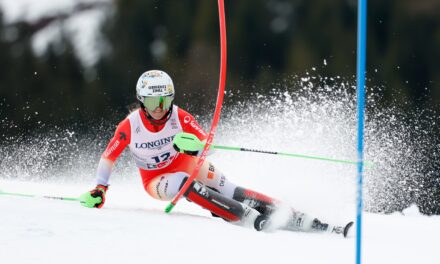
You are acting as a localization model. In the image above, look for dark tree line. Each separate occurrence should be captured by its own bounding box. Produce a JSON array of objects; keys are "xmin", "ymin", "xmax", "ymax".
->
[{"xmin": 1, "ymin": 0, "xmax": 439, "ymax": 132}]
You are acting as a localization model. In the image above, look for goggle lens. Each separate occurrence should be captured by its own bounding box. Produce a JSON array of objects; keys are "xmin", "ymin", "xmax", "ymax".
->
[{"xmin": 143, "ymin": 96, "xmax": 174, "ymax": 111}]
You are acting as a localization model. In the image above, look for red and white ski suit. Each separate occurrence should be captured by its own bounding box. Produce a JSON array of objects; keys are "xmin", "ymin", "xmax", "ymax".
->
[
  {"xmin": 93, "ymin": 105, "xmax": 342, "ymax": 233},
  {"xmin": 96, "ymin": 105, "xmax": 237, "ymax": 200}
]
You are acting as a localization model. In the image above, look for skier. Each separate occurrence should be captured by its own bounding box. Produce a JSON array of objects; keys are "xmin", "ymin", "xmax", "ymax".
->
[{"xmin": 80, "ymin": 70, "xmax": 353, "ymax": 237}]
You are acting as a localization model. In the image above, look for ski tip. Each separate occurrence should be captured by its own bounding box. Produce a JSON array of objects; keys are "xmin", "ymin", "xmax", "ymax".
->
[{"xmin": 343, "ymin": 221, "xmax": 354, "ymax": 238}]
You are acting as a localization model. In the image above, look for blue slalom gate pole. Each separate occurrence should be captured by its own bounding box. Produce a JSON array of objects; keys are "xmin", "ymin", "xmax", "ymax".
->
[{"xmin": 356, "ymin": 0, "xmax": 367, "ymax": 264}]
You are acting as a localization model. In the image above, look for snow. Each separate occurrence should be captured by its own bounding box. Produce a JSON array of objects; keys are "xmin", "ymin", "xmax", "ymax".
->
[
  {"xmin": 0, "ymin": 0, "xmax": 111, "ymax": 66},
  {"xmin": 0, "ymin": 0, "xmax": 79, "ymax": 22},
  {"xmin": 2, "ymin": 84, "xmax": 440, "ymax": 263},
  {"xmin": 1, "ymin": 179, "xmax": 439, "ymax": 264},
  {"xmin": 1, "ymin": 80, "xmax": 439, "ymax": 263}
]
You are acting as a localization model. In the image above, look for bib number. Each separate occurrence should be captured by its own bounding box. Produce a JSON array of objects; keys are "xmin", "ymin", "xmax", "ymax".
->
[
  {"xmin": 151, "ymin": 152, "xmax": 171, "ymax": 163},
  {"xmin": 145, "ymin": 151, "xmax": 176, "ymax": 169}
]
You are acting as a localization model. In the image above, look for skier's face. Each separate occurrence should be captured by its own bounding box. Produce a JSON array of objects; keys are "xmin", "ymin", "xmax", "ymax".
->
[{"xmin": 146, "ymin": 107, "xmax": 168, "ymax": 120}]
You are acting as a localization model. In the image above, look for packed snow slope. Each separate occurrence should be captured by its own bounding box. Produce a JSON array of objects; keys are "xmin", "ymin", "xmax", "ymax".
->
[
  {"xmin": 1, "ymin": 180, "xmax": 439, "ymax": 264},
  {"xmin": 1, "ymin": 76, "xmax": 439, "ymax": 263}
]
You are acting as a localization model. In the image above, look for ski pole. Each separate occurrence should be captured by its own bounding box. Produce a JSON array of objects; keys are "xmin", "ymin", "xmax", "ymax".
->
[
  {"xmin": 173, "ymin": 132, "xmax": 373, "ymax": 167},
  {"xmin": 214, "ymin": 145, "xmax": 372, "ymax": 166},
  {"xmin": 0, "ymin": 190, "xmax": 82, "ymax": 202}
]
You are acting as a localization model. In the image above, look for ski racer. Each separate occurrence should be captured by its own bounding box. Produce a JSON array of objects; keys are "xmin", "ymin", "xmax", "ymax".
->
[{"xmin": 80, "ymin": 70, "xmax": 353, "ymax": 237}]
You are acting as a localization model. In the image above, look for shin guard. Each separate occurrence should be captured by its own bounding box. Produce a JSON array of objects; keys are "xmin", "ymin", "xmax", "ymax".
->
[
  {"xmin": 232, "ymin": 187, "xmax": 279, "ymax": 215},
  {"xmin": 184, "ymin": 181, "xmax": 260, "ymax": 229}
]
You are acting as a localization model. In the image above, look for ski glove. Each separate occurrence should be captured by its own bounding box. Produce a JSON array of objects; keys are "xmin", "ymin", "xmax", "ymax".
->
[
  {"xmin": 80, "ymin": 185, "xmax": 108, "ymax": 208},
  {"xmin": 173, "ymin": 132, "xmax": 204, "ymax": 156}
]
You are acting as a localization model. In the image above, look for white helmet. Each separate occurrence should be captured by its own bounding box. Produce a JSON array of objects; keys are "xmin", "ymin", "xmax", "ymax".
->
[{"xmin": 136, "ymin": 70, "xmax": 175, "ymax": 111}]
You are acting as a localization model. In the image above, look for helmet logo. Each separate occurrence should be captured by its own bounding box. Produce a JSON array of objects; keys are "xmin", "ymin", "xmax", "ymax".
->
[
  {"xmin": 166, "ymin": 84, "xmax": 174, "ymax": 93},
  {"xmin": 149, "ymin": 85, "xmax": 167, "ymax": 93},
  {"xmin": 146, "ymin": 71, "xmax": 163, "ymax": 78}
]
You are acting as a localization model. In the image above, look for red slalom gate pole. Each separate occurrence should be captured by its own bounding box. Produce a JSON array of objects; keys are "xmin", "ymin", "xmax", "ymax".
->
[{"xmin": 165, "ymin": 0, "xmax": 227, "ymax": 213}]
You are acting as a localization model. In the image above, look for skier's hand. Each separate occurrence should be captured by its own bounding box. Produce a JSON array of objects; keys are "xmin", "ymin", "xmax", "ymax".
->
[
  {"xmin": 80, "ymin": 185, "xmax": 108, "ymax": 208},
  {"xmin": 173, "ymin": 132, "xmax": 204, "ymax": 156}
]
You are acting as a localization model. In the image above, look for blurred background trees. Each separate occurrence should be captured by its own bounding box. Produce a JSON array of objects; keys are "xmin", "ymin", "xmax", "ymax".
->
[{"xmin": 1, "ymin": 0, "xmax": 439, "ymax": 132}]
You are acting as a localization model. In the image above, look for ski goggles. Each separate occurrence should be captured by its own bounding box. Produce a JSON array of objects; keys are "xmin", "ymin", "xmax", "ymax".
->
[{"xmin": 142, "ymin": 95, "xmax": 174, "ymax": 111}]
